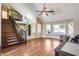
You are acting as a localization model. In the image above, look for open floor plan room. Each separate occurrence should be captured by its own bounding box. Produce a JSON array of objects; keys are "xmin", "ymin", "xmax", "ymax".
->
[{"xmin": 1, "ymin": 3, "xmax": 79, "ymax": 56}]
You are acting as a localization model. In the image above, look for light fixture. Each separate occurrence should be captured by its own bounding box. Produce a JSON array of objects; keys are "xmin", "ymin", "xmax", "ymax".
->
[
  {"xmin": 23, "ymin": 12, "xmax": 29, "ymax": 25},
  {"xmin": 36, "ymin": 3, "xmax": 54, "ymax": 16},
  {"xmin": 43, "ymin": 12, "xmax": 46, "ymax": 15},
  {"xmin": 23, "ymin": 16, "xmax": 29, "ymax": 25}
]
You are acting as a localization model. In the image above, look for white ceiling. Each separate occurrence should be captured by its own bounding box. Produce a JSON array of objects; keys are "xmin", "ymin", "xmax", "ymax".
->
[
  {"xmin": 10, "ymin": 3, "xmax": 79, "ymax": 23},
  {"xmin": 33, "ymin": 3, "xmax": 79, "ymax": 22}
]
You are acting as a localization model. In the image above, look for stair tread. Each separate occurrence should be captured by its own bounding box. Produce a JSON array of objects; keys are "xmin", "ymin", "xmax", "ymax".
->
[
  {"xmin": 7, "ymin": 37, "xmax": 17, "ymax": 39},
  {"xmin": 7, "ymin": 39, "xmax": 17, "ymax": 42},
  {"xmin": 4, "ymin": 34, "xmax": 15, "ymax": 36},
  {"xmin": 3, "ymin": 31, "xmax": 14, "ymax": 33},
  {"xmin": 8, "ymin": 42, "xmax": 18, "ymax": 45}
]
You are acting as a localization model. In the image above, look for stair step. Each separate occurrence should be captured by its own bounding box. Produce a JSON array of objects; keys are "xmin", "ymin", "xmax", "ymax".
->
[
  {"xmin": 4, "ymin": 33, "xmax": 15, "ymax": 35},
  {"xmin": 7, "ymin": 39, "xmax": 17, "ymax": 42},
  {"xmin": 4, "ymin": 32, "xmax": 15, "ymax": 34},
  {"xmin": 4, "ymin": 34, "xmax": 16, "ymax": 37},
  {"xmin": 8, "ymin": 42, "xmax": 18, "ymax": 45},
  {"xmin": 4, "ymin": 31, "xmax": 14, "ymax": 34},
  {"xmin": 7, "ymin": 37, "xmax": 17, "ymax": 39},
  {"xmin": 3, "ymin": 32, "xmax": 15, "ymax": 34}
]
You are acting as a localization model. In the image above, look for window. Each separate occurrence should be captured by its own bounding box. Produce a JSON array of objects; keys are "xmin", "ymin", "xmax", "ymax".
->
[
  {"xmin": 53, "ymin": 24, "xmax": 66, "ymax": 35},
  {"xmin": 68, "ymin": 22, "xmax": 73, "ymax": 36},
  {"xmin": 59, "ymin": 24, "xmax": 66, "ymax": 35},
  {"xmin": 46, "ymin": 24, "xmax": 51, "ymax": 34},
  {"xmin": 2, "ymin": 11, "xmax": 8, "ymax": 19},
  {"xmin": 53, "ymin": 25, "xmax": 59, "ymax": 35},
  {"xmin": 38, "ymin": 24, "xmax": 41, "ymax": 33}
]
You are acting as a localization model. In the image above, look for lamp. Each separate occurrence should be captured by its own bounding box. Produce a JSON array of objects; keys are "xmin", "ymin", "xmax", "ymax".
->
[{"xmin": 23, "ymin": 16, "xmax": 29, "ymax": 25}]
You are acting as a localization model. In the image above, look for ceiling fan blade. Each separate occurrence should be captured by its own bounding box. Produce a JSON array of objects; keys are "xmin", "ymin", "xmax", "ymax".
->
[
  {"xmin": 47, "ymin": 11, "xmax": 54, "ymax": 12},
  {"xmin": 35, "ymin": 11, "xmax": 42, "ymax": 12}
]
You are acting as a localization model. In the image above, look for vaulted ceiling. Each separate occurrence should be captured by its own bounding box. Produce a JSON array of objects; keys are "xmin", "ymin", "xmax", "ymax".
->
[
  {"xmin": 10, "ymin": 3, "xmax": 79, "ymax": 23},
  {"xmin": 33, "ymin": 3, "xmax": 79, "ymax": 22}
]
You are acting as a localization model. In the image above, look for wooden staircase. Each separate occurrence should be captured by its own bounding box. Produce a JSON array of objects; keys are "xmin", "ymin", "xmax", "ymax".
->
[
  {"xmin": 2, "ymin": 18, "xmax": 26, "ymax": 48},
  {"xmin": 1, "ymin": 4, "xmax": 26, "ymax": 48}
]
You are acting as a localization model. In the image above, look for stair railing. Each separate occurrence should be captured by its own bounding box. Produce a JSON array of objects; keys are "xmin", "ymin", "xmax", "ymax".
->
[{"xmin": 10, "ymin": 16, "xmax": 27, "ymax": 42}]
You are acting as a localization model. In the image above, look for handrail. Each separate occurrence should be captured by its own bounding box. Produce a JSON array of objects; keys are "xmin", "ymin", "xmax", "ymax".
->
[
  {"xmin": 11, "ymin": 19, "xmax": 26, "ymax": 32},
  {"xmin": 11, "ymin": 18, "xmax": 27, "ymax": 41},
  {"xmin": 15, "ymin": 22, "xmax": 25, "ymax": 32},
  {"xmin": 10, "ymin": 14, "xmax": 26, "ymax": 32}
]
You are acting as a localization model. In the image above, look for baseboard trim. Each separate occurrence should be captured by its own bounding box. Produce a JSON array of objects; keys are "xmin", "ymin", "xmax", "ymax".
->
[
  {"xmin": 27, "ymin": 37, "xmax": 43, "ymax": 41},
  {"xmin": 27, "ymin": 37, "xmax": 60, "ymax": 41}
]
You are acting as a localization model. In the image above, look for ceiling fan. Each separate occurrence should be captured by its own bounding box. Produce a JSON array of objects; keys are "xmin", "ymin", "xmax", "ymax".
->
[{"xmin": 36, "ymin": 3, "xmax": 54, "ymax": 16}]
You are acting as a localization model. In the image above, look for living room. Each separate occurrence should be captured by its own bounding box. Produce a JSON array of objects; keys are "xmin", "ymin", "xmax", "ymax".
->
[{"xmin": 1, "ymin": 3, "xmax": 79, "ymax": 56}]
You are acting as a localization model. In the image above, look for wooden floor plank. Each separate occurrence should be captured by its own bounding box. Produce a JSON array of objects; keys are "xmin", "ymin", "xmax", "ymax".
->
[{"xmin": 1, "ymin": 38, "xmax": 61, "ymax": 56}]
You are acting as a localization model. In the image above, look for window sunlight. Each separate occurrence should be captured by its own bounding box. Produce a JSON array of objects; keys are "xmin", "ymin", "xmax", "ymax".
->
[{"xmin": 46, "ymin": 24, "xmax": 51, "ymax": 35}]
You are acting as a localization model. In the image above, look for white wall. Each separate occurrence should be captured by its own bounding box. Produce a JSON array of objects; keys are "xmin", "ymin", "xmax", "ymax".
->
[
  {"xmin": 73, "ymin": 18, "xmax": 79, "ymax": 37},
  {"xmin": 27, "ymin": 18, "xmax": 43, "ymax": 40}
]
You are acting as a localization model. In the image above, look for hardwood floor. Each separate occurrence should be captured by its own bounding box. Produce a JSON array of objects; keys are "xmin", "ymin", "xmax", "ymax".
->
[{"xmin": 1, "ymin": 38, "xmax": 61, "ymax": 56}]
